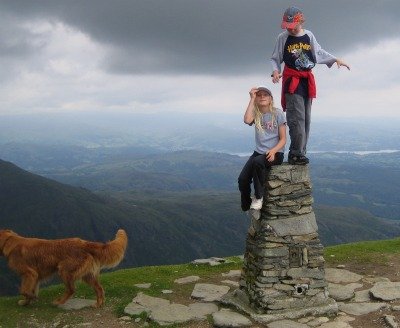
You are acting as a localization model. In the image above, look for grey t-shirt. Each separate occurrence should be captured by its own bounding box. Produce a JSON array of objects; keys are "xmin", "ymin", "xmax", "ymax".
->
[{"xmin": 254, "ymin": 108, "xmax": 286, "ymax": 154}]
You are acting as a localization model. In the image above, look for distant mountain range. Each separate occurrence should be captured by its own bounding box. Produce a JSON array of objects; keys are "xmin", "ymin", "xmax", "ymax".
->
[
  {"xmin": 0, "ymin": 113, "xmax": 399, "ymax": 153},
  {"xmin": 2, "ymin": 157, "xmax": 400, "ymax": 295},
  {"xmin": 23, "ymin": 149, "xmax": 400, "ymax": 220}
]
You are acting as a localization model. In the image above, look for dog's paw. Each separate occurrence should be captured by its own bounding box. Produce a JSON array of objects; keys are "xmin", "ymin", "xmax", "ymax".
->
[
  {"xmin": 18, "ymin": 299, "xmax": 30, "ymax": 306},
  {"xmin": 92, "ymin": 302, "xmax": 103, "ymax": 308},
  {"xmin": 92, "ymin": 299, "xmax": 104, "ymax": 308},
  {"xmin": 52, "ymin": 298, "xmax": 65, "ymax": 305}
]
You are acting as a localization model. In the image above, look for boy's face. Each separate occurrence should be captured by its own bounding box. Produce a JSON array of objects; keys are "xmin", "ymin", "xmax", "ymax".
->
[{"xmin": 287, "ymin": 24, "xmax": 302, "ymax": 36}]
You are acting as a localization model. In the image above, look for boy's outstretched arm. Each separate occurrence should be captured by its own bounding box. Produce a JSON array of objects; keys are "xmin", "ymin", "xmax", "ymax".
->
[{"xmin": 336, "ymin": 59, "xmax": 350, "ymax": 70}]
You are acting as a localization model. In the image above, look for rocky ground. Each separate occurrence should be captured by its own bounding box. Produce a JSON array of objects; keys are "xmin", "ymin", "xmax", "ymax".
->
[{"xmin": 36, "ymin": 254, "xmax": 400, "ymax": 328}]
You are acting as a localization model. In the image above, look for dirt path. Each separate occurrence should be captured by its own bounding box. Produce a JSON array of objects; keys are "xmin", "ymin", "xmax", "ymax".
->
[{"xmin": 53, "ymin": 256, "xmax": 400, "ymax": 328}]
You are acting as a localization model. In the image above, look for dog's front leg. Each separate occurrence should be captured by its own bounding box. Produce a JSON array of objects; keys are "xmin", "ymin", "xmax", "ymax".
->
[{"xmin": 18, "ymin": 268, "xmax": 39, "ymax": 306}]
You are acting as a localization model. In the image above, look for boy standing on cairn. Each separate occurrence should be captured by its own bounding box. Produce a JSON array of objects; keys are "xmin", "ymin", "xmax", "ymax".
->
[{"xmin": 271, "ymin": 6, "xmax": 350, "ymax": 165}]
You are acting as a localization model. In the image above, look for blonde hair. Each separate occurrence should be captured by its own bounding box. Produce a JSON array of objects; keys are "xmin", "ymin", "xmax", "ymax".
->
[{"xmin": 254, "ymin": 100, "xmax": 277, "ymax": 132}]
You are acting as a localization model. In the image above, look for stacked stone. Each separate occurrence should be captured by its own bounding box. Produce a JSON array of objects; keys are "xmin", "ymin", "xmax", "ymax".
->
[{"xmin": 239, "ymin": 163, "xmax": 336, "ymax": 317}]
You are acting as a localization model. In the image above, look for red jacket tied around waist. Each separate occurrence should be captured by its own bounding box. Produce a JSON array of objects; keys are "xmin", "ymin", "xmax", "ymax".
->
[{"xmin": 281, "ymin": 66, "xmax": 316, "ymax": 111}]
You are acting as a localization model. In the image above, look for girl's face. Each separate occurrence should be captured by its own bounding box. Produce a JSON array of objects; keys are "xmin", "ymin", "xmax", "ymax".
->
[
  {"xmin": 255, "ymin": 91, "xmax": 272, "ymax": 107},
  {"xmin": 287, "ymin": 24, "xmax": 303, "ymax": 36}
]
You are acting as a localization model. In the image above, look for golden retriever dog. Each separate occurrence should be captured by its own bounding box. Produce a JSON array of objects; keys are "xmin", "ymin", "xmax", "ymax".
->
[{"xmin": 0, "ymin": 229, "xmax": 127, "ymax": 307}]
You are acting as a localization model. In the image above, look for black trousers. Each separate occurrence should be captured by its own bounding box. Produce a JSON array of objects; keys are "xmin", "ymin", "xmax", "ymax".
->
[{"xmin": 238, "ymin": 151, "xmax": 284, "ymax": 210}]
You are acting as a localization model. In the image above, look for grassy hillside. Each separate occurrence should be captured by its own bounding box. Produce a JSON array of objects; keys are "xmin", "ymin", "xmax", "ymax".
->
[
  {"xmin": 0, "ymin": 159, "xmax": 249, "ymax": 295},
  {"xmin": 2, "ymin": 157, "xmax": 400, "ymax": 296},
  {"xmin": 2, "ymin": 238, "xmax": 400, "ymax": 327},
  {"xmin": 310, "ymin": 152, "xmax": 400, "ymax": 220},
  {"xmin": 316, "ymin": 205, "xmax": 400, "ymax": 245}
]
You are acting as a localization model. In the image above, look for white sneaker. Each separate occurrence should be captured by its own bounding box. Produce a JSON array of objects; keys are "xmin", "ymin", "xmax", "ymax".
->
[{"xmin": 250, "ymin": 197, "xmax": 263, "ymax": 210}]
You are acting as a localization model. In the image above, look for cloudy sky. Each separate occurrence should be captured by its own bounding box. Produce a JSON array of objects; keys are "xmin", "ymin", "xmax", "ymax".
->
[{"xmin": 0, "ymin": 0, "xmax": 399, "ymax": 118}]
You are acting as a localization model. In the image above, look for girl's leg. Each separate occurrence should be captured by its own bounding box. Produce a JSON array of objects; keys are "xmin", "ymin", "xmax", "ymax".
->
[
  {"xmin": 238, "ymin": 153, "xmax": 256, "ymax": 211},
  {"xmin": 253, "ymin": 152, "xmax": 284, "ymax": 199},
  {"xmin": 253, "ymin": 154, "xmax": 267, "ymax": 199},
  {"xmin": 273, "ymin": 152, "xmax": 285, "ymax": 165}
]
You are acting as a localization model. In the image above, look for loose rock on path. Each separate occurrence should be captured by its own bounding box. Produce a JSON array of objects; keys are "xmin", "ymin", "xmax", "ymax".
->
[{"xmin": 62, "ymin": 265, "xmax": 400, "ymax": 327}]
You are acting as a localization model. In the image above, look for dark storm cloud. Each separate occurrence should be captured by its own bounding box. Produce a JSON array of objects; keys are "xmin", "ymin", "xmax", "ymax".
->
[
  {"xmin": 0, "ymin": 0, "xmax": 399, "ymax": 75},
  {"xmin": 0, "ymin": 12, "xmax": 48, "ymax": 59}
]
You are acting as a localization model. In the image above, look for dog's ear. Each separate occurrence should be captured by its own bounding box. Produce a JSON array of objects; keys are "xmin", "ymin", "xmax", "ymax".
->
[
  {"xmin": 0, "ymin": 230, "xmax": 17, "ymax": 256},
  {"xmin": 0, "ymin": 229, "xmax": 14, "ymax": 235},
  {"xmin": 2, "ymin": 239, "xmax": 18, "ymax": 257},
  {"xmin": 0, "ymin": 230, "xmax": 9, "ymax": 255}
]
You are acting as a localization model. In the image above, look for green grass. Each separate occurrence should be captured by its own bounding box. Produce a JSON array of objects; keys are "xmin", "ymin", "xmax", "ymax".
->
[
  {"xmin": 0, "ymin": 256, "xmax": 243, "ymax": 327},
  {"xmin": 3, "ymin": 238, "xmax": 400, "ymax": 327},
  {"xmin": 325, "ymin": 237, "xmax": 400, "ymax": 265}
]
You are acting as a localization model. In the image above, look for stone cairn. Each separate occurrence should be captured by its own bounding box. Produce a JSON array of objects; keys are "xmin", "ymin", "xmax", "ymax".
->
[{"xmin": 222, "ymin": 164, "xmax": 338, "ymax": 323}]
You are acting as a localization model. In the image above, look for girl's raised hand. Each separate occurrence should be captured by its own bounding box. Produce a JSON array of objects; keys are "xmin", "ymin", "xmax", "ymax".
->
[{"xmin": 249, "ymin": 87, "xmax": 259, "ymax": 99}]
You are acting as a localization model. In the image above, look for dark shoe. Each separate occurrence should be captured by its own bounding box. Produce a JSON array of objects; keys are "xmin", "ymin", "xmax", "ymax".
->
[
  {"xmin": 241, "ymin": 203, "xmax": 251, "ymax": 211},
  {"xmin": 288, "ymin": 155, "xmax": 309, "ymax": 165}
]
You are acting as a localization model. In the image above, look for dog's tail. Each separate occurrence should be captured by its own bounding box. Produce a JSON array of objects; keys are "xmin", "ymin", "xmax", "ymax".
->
[{"xmin": 97, "ymin": 229, "xmax": 128, "ymax": 269}]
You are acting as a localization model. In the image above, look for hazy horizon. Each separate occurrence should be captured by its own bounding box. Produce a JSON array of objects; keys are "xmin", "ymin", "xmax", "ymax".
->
[{"xmin": 0, "ymin": 111, "xmax": 399, "ymax": 155}]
